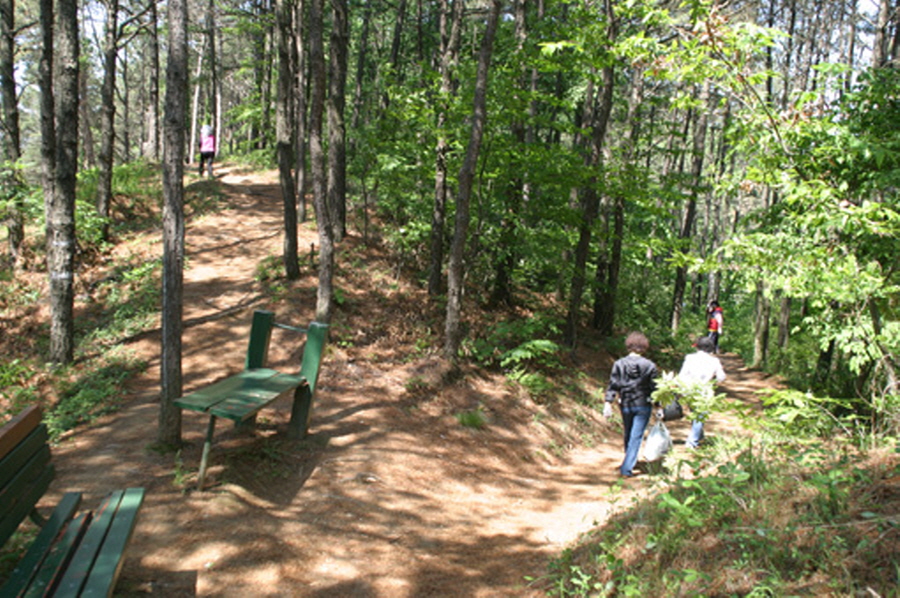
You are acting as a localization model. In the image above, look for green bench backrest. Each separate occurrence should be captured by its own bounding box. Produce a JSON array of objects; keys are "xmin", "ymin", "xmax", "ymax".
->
[
  {"xmin": 245, "ymin": 310, "xmax": 276, "ymax": 369},
  {"xmin": 300, "ymin": 322, "xmax": 329, "ymax": 396},
  {"xmin": 245, "ymin": 311, "xmax": 328, "ymax": 394},
  {"xmin": 0, "ymin": 406, "xmax": 54, "ymax": 547}
]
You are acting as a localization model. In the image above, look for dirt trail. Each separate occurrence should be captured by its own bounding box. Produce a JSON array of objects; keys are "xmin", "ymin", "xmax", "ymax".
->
[{"xmin": 42, "ymin": 167, "xmax": 779, "ymax": 597}]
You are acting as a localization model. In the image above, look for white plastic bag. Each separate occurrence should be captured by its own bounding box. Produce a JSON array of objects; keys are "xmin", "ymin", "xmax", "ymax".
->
[{"xmin": 643, "ymin": 421, "xmax": 672, "ymax": 462}]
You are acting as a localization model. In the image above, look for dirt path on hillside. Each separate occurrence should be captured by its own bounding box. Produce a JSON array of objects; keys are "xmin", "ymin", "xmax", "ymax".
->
[{"xmin": 40, "ymin": 166, "xmax": 781, "ymax": 597}]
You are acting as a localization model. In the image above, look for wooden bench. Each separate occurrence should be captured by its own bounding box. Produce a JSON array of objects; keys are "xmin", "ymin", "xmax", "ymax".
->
[
  {"xmin": 174, "ymin": 310, "xmax": 328, "ymax": 488},
  {"xmin": 0, "ymin": 405, "xmax": 144, "ymax": 597}
]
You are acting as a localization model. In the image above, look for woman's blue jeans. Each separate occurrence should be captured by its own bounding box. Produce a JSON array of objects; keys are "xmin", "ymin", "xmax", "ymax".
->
[
  {"xmin": 687, "ymin": 419, "xmax": 705, "ymax": 448},
  {"xmin": 620, "ymin": 404, "xmax": 652, "ymax": 476}
]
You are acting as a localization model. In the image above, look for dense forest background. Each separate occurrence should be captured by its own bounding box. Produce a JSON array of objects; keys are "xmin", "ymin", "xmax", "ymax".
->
[
  {"xmin": 3, "ymin": 0, "xmax": 896, "ymax": 438},
  {"xmin": 0, "ymin": 0, "xmax": 899, "ymax": 594}
]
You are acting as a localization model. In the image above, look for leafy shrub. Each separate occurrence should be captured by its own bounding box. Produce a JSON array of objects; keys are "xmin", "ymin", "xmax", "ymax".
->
[
  {"xmin": 455, "ymin": 407, "xmax": 487, "ymax": 429},
  {"xmin": 46, "ymin": 352, "xmax": 147, "ymax": 439}
]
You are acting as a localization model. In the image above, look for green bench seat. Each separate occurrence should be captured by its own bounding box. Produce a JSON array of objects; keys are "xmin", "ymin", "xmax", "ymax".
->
[
  {"xmin": 0, "ymin": 405, "xmax": 144, "ymax": 598},
  {"xmin": 174, "ymin": 310, "xmax": 328, "ymax": 488}
]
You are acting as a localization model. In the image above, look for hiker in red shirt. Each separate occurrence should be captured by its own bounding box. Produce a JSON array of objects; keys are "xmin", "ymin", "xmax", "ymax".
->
[{"xmin": 707, "ymin": 300, "xmax": 724, "ymax": 354}]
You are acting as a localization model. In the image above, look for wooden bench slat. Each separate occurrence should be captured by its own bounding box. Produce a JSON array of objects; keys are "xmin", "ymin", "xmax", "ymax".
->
[
  {"xmin": 0, "ymin": 406, "xmax": 42, "ymax": 462},
  {"xmin": 0, "ymin": 424, "xmax": 51, "ymax": 508},
  {"xmin": 0, "ymin": 451, "xmax": 54, "ymax": 546},
  {"xmin": 174, "ymin": 368, "xmax": 281, "ymax": 413},
  {"xmin": 0, "ymin": 492, "xmax": 82, "ymax": 597},
  {"xmin": 78, "ymin": 488, "xmax": 145, "ymax": 598},
  {"xmin": 51, "ymin": 490, "xmax": 122, "ymax": 596},
  {"xmin": 207, "ymin": 373, "xmax": 307, "ymax": 422},
  {"xmin": 22, "ymin": 511, "xmax": 91, "ymax": 598}
]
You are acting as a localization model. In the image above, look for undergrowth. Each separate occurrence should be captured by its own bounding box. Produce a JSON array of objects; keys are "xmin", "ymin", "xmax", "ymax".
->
[{"xmin": 544, "ymin": 433, "xmax": 900, "ymax": 597}]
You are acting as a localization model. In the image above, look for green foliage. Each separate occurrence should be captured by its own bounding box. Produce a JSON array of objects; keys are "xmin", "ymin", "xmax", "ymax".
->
[
  {"xmin": 0, "ymin": 359, "xmax": 40, "ymax": 415},
  {"xmin": 45, "ymin": 350, "xmax": 147, "ymax": 439},
  {"xmin": 756, "ymin": 388, "xmax": 866, "ymax": 440},
  {"xmin": 545, "ymin": 439, "xmax": 899, "ymax": 596},
  {"xmin": 651, "ymin": 371, "xmax": 724, "ymax": 422},
  {"xmin": 82, "ymin": 258, "xmax": 162, "ymax": 348},
  {"xmin": 469, "ymin": 315, "xmax": 562, "ymax": 369},
  {"xmin": 455, "ymin": 407, "xmax": 488, "ymax": 430}
]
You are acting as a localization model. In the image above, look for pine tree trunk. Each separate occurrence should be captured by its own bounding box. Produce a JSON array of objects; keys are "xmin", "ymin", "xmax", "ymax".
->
[
  {"xmin": 428, "ymin": 0, "xmax": 462, "ymax": 297},
  {"xmin": 327, "ymin": 0, "xmax": 348, "ymax": 242},
  {"xmin": 0, "ymin": 0, "xmax": 22, "ymax": 264},
  {"xmin": 295, "ymin": 0, "xmax": 308, "ymax": 222},
  {"xmin": 142, "ymin": 0, "xmax": 160, "ymax": 161},
  {"xmin": 47, "ymin": 0, "xmax": 79, "ymax": 365},
  {"xmin": 310, "ymin": 0, "xmax": 335, "ymax": 323},
  {"xmin": 444, "ymin": 0, "xmax": 501, "ymax": 359},
  {"xmin": 276, "ymin": 0, "xmax": 300, "ymax": 279},
  {"xmin": 158, "ymin": 0, "xmax": 188, "ymax": 447},
  {"xmin": 96, "ymin": 0, "xmax": 119, "ymax": 242}
]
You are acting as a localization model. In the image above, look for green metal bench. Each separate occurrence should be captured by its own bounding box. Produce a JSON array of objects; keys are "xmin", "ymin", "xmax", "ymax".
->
[
  {"xmin": 174, "ymin": 310, "xmax": 328, "ymax": 488},
  {"xmin": 0, "ymin": 405, "xmax": 145, "ymax": 598}
]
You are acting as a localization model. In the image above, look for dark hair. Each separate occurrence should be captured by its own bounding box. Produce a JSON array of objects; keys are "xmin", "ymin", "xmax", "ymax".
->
[
  {"xmin": 625, "ymin": 331, "xmax": 650, "ymax": 354},
  {"xmin": 696, "ymin": 336, "xmax": 715, "ymax": 353}
]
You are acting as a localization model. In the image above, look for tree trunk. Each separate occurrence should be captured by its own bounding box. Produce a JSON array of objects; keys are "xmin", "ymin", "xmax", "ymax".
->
[
  {"xmin": 295, "ymin": 0, "xmax": 308, "ymax": 222},
  {"xmin": 309, "ymin": 0, "xmax": 335, "ymax": 323},
  {"xmin": 752, "ymin": 279, "xmax": 771, "ymax": 368},
  {"xmin": 873, "ymin": 0, "xmax": 891, "ymax": 68},
  {"xmin": 158, "ymin": 0, "xmax": 188, "ymax": 447},
  {"xmin": 777, "ymin": 295, "xmax": 791, "ymax": 349},
  {"xmin": 594, "ymin": 66, "xmax": 642, "ymax": 335},
  {"xmin": 188, "ymin": 36, "xmax": 206, "ymax": 165},
  {"xmin": 671, "ymin": 82, "xmax": 710, "ymax": 334},
  {"xmin": 276, "ymin": 0, "xmax": 300, "ymax": 279},
  {"xmin": 0, "ymin": 0, "xmax": 22, "ymax": 264},
  {"xmin": 78, "ymin": 67, "xmax": 96, "ymax": 169},
  {"xmin": 142, "ymin": 0, "xmax": 160, "ymax": 161},
  {"xmin": 327, "ymin": 0, "xmax": 348, "ymax": 241},
  {"xmin": 427, "ymin": 0, "xmax": 462, "ymax": 297},
  {"xmin": 38, "ymin": 0, "xmax": 54, "ymax": 215},
  {"xmin": 96, "ymin": 0, "xmax": 119, "ymax": 242},
  {"xmin": 488, "ymin": 0, "xmax": 529, "ymax": 309},
  {"xmin": 47, "ymin": 0, "xmax": 79, "ymax": 365},
  {"xmin": 443, "ymin": 0, "xmax": 501, "ymax": 359},
  {"xmin": 563, "ymin": 0, "xmax": 617, "ymax": 348}
]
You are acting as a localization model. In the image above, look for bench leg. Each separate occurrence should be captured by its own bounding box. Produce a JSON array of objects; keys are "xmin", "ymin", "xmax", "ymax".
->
[
  {"xmin": 198, "ymin": 415, "xmax": 217, "ymax": 489},
  {"xmin": 287, "ymin": 385, "xmax": 312, "ymax": 440}
]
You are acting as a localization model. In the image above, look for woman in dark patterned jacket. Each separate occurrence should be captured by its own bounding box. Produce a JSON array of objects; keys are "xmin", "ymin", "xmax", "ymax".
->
[{"xmin": 602, "ymin": 331, "xmax": 658, "ymax": 477}]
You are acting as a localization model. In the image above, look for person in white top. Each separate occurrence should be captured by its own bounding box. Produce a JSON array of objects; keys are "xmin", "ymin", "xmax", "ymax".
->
[{"xmin": 678, "ymin": 336, "xmax": 726, "ymax": 448}]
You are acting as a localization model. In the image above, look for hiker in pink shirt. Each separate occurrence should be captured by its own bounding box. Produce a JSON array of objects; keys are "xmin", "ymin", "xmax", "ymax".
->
[{"xmin": 199, "ymin": 124, "xmax": 216, "ymax": 177}]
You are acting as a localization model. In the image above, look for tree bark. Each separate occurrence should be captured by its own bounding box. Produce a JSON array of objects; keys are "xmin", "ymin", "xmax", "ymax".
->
[
  {"xmin": 96, "ymin": 0, "xmax": 119, "ymax": 242},
  {"xmin": 158, "ymin": 0, "xmax": 188, "ymax": 447},
  {"xmin": 142, "ymin": 0, "xmax": 160, "ymax": 161},
  {"xmin": 563, "ymin": 0, "xmax": 617, "ymax": 348},
  {"xmin": 427, "ymin": 0, "xmax": 462, "ymax": 297},
  {"xmin": 47, "ymin": 0, "xmax": 79, "ymax": 365},
  {"xmin": 276, "ymin": 0, "xmax": 300, "ymax": 279},
  {"xmin": 671, "ymin": 82, "xmax": 710, "ymax": 334},
  {"xmin": 752, "ymin": 279, "xmax": 771, "ymax": 368},
  {"xmin": 873, "ymin": 0, "xmax": 891, "ymax": 68},
  {"xmin": 327, "ymin": 0, "xmax": 348, "ymax": 241},
  {"xmin": 594, "ymin": 66, "xmax": 643, "ymax": 335},
  {"xmin": 443, "ymin": 0, "xmax": 501, "ymax": 359},
  {"xmin": 309, "ymin": 0, "xmax": 335, "ymax": 323},
  {"xmin": 295, "ymin": 0, "xmax": 308, "ymax": 222},
  {"xmin": 0, "ymin": 0, "xmax": 22, "ymax": 264}
]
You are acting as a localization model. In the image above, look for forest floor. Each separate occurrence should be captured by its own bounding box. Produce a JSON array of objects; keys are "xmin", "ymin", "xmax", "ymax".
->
[{"xmin": 6, "ymin": 164, "xmax": 783, "ymax": 597}]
